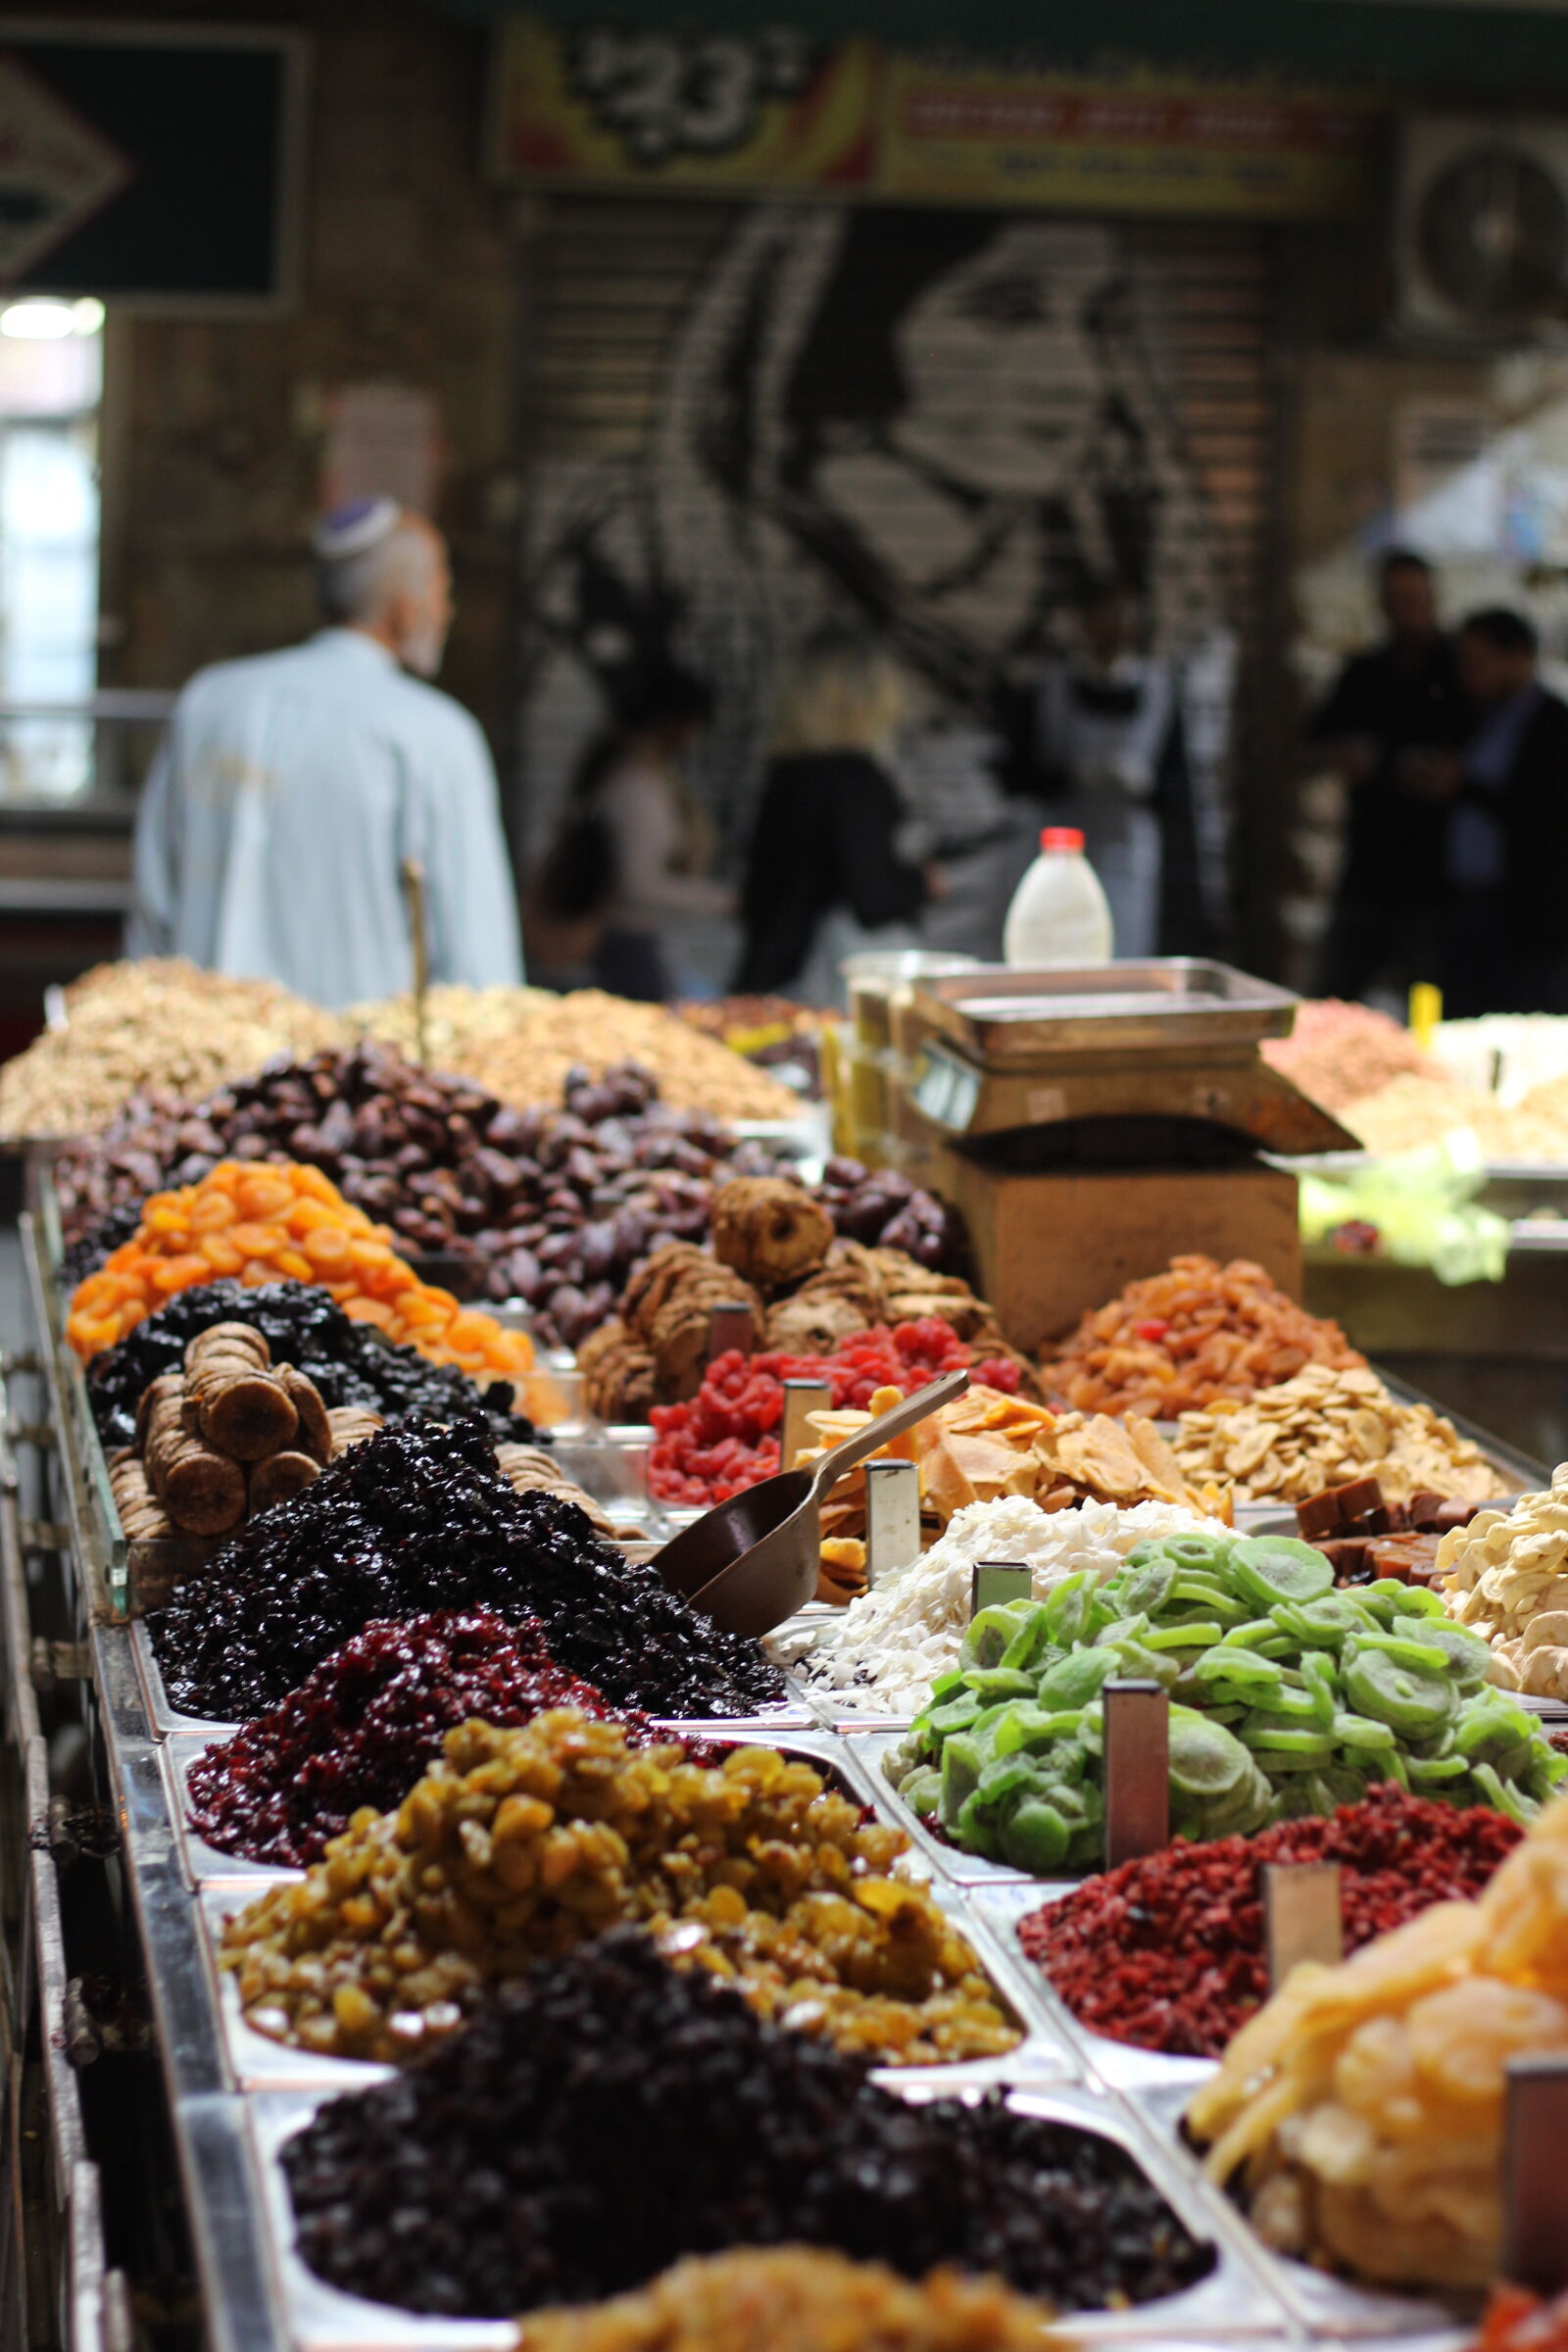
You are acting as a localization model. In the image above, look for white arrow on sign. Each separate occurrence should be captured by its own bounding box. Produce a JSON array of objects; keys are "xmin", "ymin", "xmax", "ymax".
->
[{"xmin": 0, "ymin": 50, "xmax": 133, "ymax": 284}]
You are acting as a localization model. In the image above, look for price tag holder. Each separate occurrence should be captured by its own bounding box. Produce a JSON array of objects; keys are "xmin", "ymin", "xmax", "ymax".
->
[
  {"xmin": 1264, "ymin": 1861, "xmax": 1343, "ymax": 1990},
  {"xmin": 779, "ymin": 1377, "xmax": 830, "ymax": 1472},
  {"xmin": 706, "ymin": 1302, "xmax": 756, "ymax": 1363},
  {"xmin": 865, "ymin": 1459, "xmax": 920, "ymax": 1587},
  {"xmin": 1102, "ymin": 1680, "xmax": 1168, "ymax": 1870},
  {"xmin": 1505, "ymin": 2054, "xmax": 1568, "ymax": 2293},
  {"xmin": 971, "ymin": 1559, "xmax": 1031, "ymax": 1616}
]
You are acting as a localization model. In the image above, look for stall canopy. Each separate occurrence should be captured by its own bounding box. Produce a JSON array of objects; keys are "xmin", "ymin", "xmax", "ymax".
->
[{"xmin": 450, "ymin": 0, "xmax": 1568, "ymax": 97}]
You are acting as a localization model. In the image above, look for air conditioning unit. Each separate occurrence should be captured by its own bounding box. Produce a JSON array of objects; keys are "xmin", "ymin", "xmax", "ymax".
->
[{"xmin": 1394, "ymin": 114, "xmax": 1568, "ymax": 340}]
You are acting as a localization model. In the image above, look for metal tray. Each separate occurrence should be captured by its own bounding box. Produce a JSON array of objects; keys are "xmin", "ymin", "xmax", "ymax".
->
[
  {"xmin": 160, "ymin": 1734, "xmax": 306, "ymax": 1891},
  {"xmin": 1131, "ymin": 2076, "xmax": 1475, "ymax": 2344},
  {"xmin": 910, "ymin": 959, "xmax": 1300, "ymax": 1065},
  {"xmin": 242, "ymin": 2073, "xmax": 1276, "ymax": 2349},
  {"xmin": 197, "ymin": 1886, "xmax": 398, "ymax": 2096},
  {"xmin": 845, "ymin": 1728, "xmax": 1036, "ymax": 1886}
]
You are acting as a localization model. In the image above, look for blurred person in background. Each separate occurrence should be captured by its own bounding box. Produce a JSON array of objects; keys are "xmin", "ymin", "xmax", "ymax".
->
[
  {"xmin": 128, "ymin": 499, "xmax": 522, "ymax": 1008},
  {"xmin": 1309, "ymin": 549, "xmax": 1461, "ymax": 1004},
  {"xmin": 1440, "ymin": 607, "xmax": 1568, "ymax": 1016},
  {"xmin": 1034, "ymin": 579, "xmax": 1176, "ymax": 957},
  {"xmin": 526, "ymin": 666, "xmax": 729, "ymax": 1002},
  {"xmin": 735, "ymin": 629, "xmax": 942, "ymax": 1005}
]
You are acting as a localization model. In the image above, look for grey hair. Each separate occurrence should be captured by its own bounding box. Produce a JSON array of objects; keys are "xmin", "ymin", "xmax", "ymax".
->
[{"xmin": 316, "ymin": 520, "xmax": 437, "ymax": 625}]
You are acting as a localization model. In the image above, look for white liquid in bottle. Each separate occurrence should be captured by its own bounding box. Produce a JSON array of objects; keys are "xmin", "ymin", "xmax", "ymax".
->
[{"xmin": 1003, "ymin": 827, "xmax": 1114, "ymax": 966}]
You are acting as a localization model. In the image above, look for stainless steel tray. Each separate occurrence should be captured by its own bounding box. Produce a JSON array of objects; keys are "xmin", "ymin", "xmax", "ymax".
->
[
  {"xmin": 910, "ymin": 959, "xmax": 1300, "ymax": 1064},
  {"xmin": 160, "ymin": 1734, "xmax": 307, "ymax": 1891},
  {"xmin": 242, "ymin": 2072, "xmax": 1276, "ymax": 2348}
]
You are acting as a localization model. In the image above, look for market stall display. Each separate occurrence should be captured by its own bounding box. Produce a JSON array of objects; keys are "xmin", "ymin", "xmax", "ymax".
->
[
  {"xmin": 344, "ymin": 979, "xmax": 556, "ymax": 1062},
  {"xmin": 150, "ymin": 1417, "xmax": 784, "ymax": 1720},
  {"xmin": 1170, "ymin": 1363, "xmax": 1510, "ymax": 1506},
  {"xmin": 1038, "ymin": 1255, "xmax": 1364, "ymax": 1419},
  {"xmin": 280, "ymin": 1927, "xmax": 1206, "ymax": 2318},
  {"xmin": 55, "ymin": 1051, "xmax": 788, "ymax": 1346},
  {"xmin": 83, "ymin": 1277, "xmax": 522, "ymax": 1448},
  {"xmin": 796, "ymin": 1381, "xmax": 1225, "ymax": 1553},
  {"xmin": 220, "ymin": 1712, "xmax": 1021, "ymax": 2067},
  {"xmin": 1439, "ymin": 1467, "xmax": 1568, "ymax": 1698},
  {"xmin": 1187, "ymin": 1788, "xmax": 1568, "ymax": 2291},
  {"xmin": 792, "ymin": 1495, "xmax": 1229, "ymax": 1716},
  {"xmin": 0, "ymin": 958, "xmax": 344, "ymax": 1141},
  {"xmin": 645, "ymin": 1326, "xmax": 1023, "ymax": 1508},
  {"xmin": 1017, "ymin": 1784, "xmax": 1520, "ymax": 2056},
  {"xmin": 1259, "ymin": 997, "xmax": 1443, "ymax": 1112},
  {"xmin": 10, "ymin": 948, "xmax": 1568, "ymax": 2349},
  {"xmin": 441, "ymin": 988, "xmax": 804, "ymax": 1122},
  {"xmin": 513, "ymin": 2247, "xmax": 1052, "ymax": 2352},
  {"xmin": 579, "ymin": 1178, "xmax": 982, "ymax": 1421},
  {"xmin": 185, "ymin": 1609, "xmax": 710, "ymax": 1866},
  {"xmin": 880, "ymin": 1531, "xmax": 1561, "ymax": 1869},
  {"xmin": 64, "ymin": 1158, "xmax": 536, "ymax": 1380}
]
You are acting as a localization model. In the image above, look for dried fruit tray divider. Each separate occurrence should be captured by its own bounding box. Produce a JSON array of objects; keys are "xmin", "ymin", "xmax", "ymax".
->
[
  {"xmin": 842, "ymin": 1728, "xmax": 1038, "ymax": 1886},
  {"xmin": 157, "ymin": 1734, "xmax": 306, "ymax": 1893},
  {"xmin": 244, "ymin": 2090, "xmax": 517, "ymax": 2352},
  {"xmin": 238, "ymin": 2076, "xmax": 1279, "ymax": 2352},
  {"xmin": 130, "ymin": 1619, "xmax": 243, "ymax": 1741},
  {"xmin": 195, "ymin": 1885, "xmax": 400, "ymax": 2097},
  {"xmin": 1125, "ymin": 2069, "xmax": 1475, "ymax": 2348}
]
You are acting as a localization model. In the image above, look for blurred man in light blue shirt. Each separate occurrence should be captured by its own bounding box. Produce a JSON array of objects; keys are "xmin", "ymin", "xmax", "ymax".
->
[{"xmin": 128, "ymin": 500, "xmax": 523, "ymax": 1007}]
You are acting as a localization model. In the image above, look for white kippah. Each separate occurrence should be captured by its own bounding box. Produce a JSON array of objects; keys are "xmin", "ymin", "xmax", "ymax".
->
[{"xmin": 312, "ymin": 496, "xmax": 400, "ymax": 561}]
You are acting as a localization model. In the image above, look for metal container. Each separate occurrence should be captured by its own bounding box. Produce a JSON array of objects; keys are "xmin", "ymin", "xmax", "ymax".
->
[
  {"xmin": 910, "ymin": 960, "xmax": 1301, "ymax": 1065},
  {"xmin": 241, "ymin": 2070, "xmax": 1276, "ymax": 2350}
]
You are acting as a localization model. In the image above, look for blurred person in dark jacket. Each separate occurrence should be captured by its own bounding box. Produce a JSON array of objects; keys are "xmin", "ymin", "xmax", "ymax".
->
[
  {"xmin": 736, "ymin": 629, "xmax": 940, "ymax": 1004},
  {"xmin": 1309, "ymin": 549, "xmax": 1462, "ymax": 1004},
  {"xmin": 1438, "ymin": 607, "xmax": 1568, "ymax": 1016}
]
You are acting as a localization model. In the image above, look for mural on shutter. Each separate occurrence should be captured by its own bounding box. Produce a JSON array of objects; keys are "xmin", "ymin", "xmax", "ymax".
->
[{"xmin": 519, "ymin": 198, "xmax": 1269, "ymax": 959}]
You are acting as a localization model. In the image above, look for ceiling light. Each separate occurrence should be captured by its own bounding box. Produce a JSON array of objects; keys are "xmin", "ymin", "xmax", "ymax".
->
[{"xmin": 0, "ymin": 299, "xmax": 76, "ymax": 340}]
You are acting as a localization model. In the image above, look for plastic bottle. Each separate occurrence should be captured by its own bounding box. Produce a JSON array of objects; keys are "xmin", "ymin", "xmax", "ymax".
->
[{"xmin": 1003, "ymin": 827, "xmax": 1114, "ymax": 966}]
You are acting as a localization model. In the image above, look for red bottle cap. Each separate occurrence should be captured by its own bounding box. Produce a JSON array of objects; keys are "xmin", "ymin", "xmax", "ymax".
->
[{"xmin": 1040, "ymin": 827, "xmax": 1085, "ymax": 852}]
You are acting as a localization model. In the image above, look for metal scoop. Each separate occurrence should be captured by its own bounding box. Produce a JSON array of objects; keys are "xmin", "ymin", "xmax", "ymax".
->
[{"xmin": 653, "ymin": 1366, "xmax": 969, "ymax": 1639}]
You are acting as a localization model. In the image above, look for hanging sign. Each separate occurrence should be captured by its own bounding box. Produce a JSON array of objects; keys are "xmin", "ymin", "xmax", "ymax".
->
[{"xmin": 488, "ymin": 17, "xmax": 1380, "ymax": 219}]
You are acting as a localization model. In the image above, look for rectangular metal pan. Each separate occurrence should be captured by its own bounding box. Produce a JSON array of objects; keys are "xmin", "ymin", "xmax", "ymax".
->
[
  {"xmin": 192, "ymin": 1730, "xmax": 1075, "ymax": 2093},
  {"xmin": 1129, "ymin": 2074, "xmax": 1476, "ymax": 2345},
  {"xmin": 241, "ymin": 2072, "xmax": 1282, "ymax": 2351},
  {"xmin": 159, "ymin": 1733, "xmax": 307, "ymax": 1892},
  {"xmin": 844, "ymin": 1727, "xmax": 1037, "ymax": 1886},
  {"xmin": 911, "ymin": 959, "xmax": 1299, "ymax": 1064}
]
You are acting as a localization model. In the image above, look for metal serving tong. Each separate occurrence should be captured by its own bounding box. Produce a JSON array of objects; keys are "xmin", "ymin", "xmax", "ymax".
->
[{"xmin": 652, "ymin": 1366, "xmax": 969, "ymax": 1638}]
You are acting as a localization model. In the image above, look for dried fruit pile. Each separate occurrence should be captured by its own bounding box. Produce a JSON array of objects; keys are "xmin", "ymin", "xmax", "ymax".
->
[
  {"xmin": 513, "ymin": 2246, "xmax": 1049, "ymax": 2352},
  {"xmin": 1259, "ymin": 998, "xmax": 1441, "ymax": 1113},
  {"xmin": 150, "ymin": 1418, "xmax": 783, "ymax": 1721},
  {"xmin": 56, "ymin": 1053, "xmax": 785, "ymax": 1352},
  {"xmin": 65, "ymin": 1160, "xmax": 534, "ymax": 1381},
  {"xmin": 186, "ymin": 1609, "xmax": 710, "ymax": 1867},
  {"xmin": 1438, "ymin": 1466, "xmax": 1568, "ymax": 1699},
  {"xmin": 0, "ymin": 956, "xmax": 343, "ymax": 1141},
  {"xmin": 84, "ymin": 1280, "xmax": 515, "ymax": 1450},
  {"xmin": 1039, "ymin": 1255, "xmax": 1364, "ymax": 1420},
  {"xmin": 1018, "ymin": 1785, "xmax": 1520, "ymax": 2057},
  {"xmin": 280, "ymin": 1926, "xmax": 1209, "ymax": 2316},
  {"xmin": 1171, "ymin": 1362, "xmax": 1507, "ymax": 1507},
  {"xmin": 222, "ymin": 1713, "xmax": 1018, "ymax": 2067},
  {"xmin": 1188, "ymin": 1788, "xmax": 1568, "ymax": 2290},
  {"xmin": 883, "ymin": 1529, "xmax": 1564, "ymax": 1870},
  {"xmin": 648, "ymin": 1322, "xmax": 1014, "ymax": 1506}
]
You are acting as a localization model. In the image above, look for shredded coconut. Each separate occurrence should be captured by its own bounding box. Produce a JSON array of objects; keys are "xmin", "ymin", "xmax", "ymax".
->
[{"xmin": 786, "ymin": 1495, "xmax": 1228, "ymax": 1717}]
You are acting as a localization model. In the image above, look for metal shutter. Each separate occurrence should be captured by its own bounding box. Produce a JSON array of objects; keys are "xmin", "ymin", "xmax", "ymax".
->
[{"xmin": 515, "ymin": 194, "xmax": 1279, "ymax": 948}]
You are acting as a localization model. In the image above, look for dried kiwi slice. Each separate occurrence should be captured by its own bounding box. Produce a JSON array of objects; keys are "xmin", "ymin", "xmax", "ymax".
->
[{"xmin": 1228, "ymin": 1536, "xmax": 1336, "ymax": 1610}]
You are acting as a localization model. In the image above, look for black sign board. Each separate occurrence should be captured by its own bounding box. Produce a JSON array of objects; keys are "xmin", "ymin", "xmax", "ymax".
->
[{"xmin": 0, "ymin": 21, "xmax": 306, "ymax": 310}]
